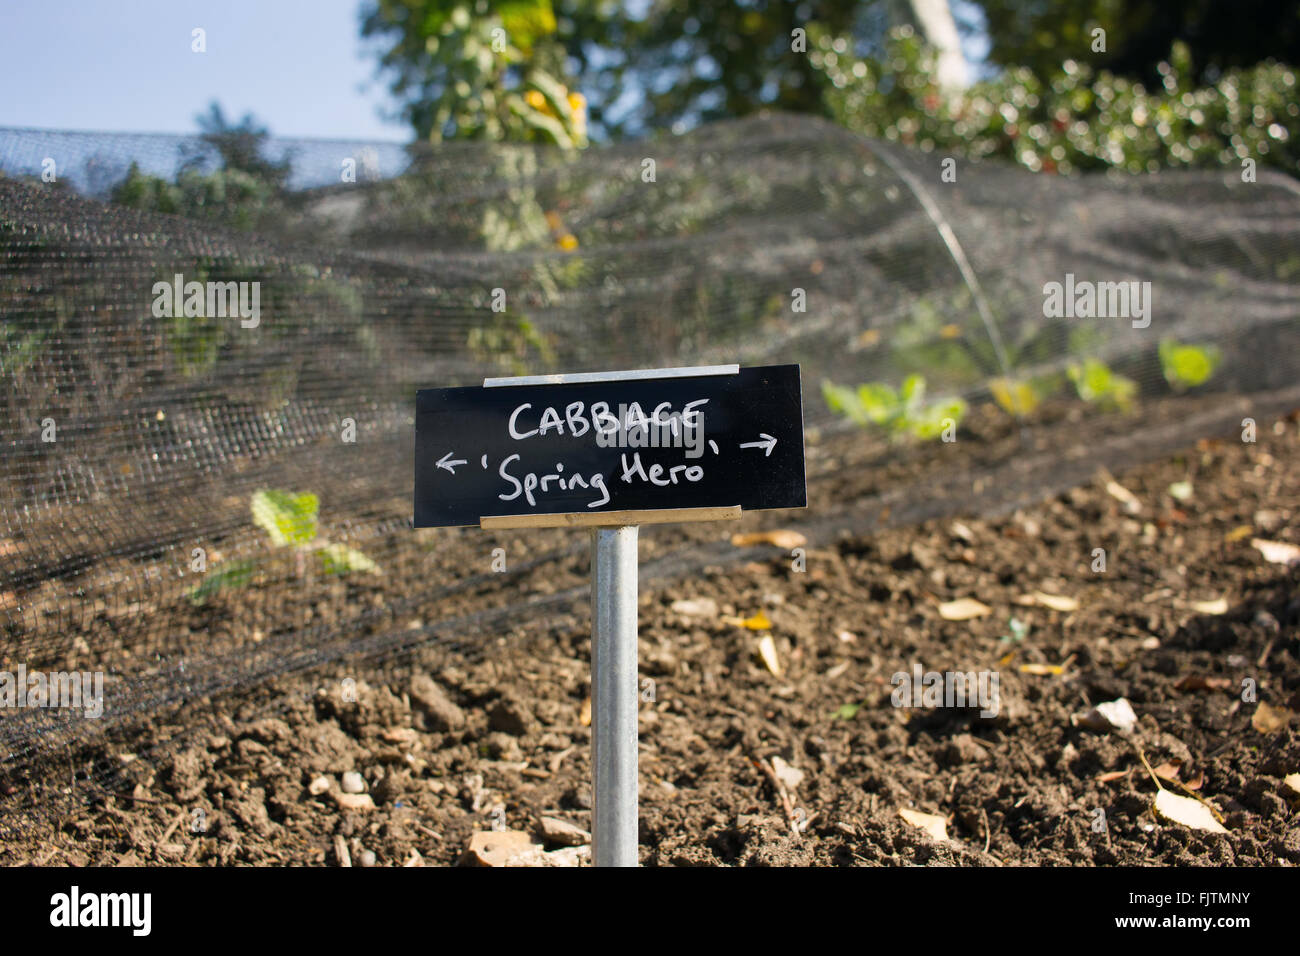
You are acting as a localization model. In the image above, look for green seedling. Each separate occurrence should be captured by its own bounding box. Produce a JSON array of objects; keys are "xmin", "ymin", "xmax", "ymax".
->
[
  {"xmin": 1159, "ymin": 340, "xmax": 1221, "ymax": 389},
  {"xmin": 823, "ymin": 374, "xmax": 966, "ymax": 440},
  {"xmin": 188, "ymin": 560, "xmax": 255, "ymax": 605},
  {"xmin": 1068, "ymin": 358, "xmax": 1137, "ymax": 412},
  {"xmin": 998, "ymin": 616, "xmax": 1031, "ymax": 646},
  {"xmin": 832, "ymin": 700, "xmax": 866, "ymax": 720},
  {"xmin": 989, "ymin": 377, "xmax": 1041, "ymax": 417},
  {"xmin": 190, "ymin": 489, "xmax": 379, "ymax": 604}
]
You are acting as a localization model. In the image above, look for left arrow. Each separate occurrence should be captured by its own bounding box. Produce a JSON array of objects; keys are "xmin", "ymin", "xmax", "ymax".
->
[{"xmin": 437, "ymin": 451, "xmax": 468, "ymax": 474}]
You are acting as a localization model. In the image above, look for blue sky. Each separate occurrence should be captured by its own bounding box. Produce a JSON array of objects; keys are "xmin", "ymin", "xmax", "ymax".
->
[{"xmin": 0, "ymin": 0, "xmax": 407, "ymax": 141}]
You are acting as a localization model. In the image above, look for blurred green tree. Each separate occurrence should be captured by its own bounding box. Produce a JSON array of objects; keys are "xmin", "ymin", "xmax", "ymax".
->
[
  {"xmin": 972, "ymin": 0, "xmax": 1300, "ymax": 85},
  {"xmin": 112, "ymin": 103, "xmax": 288, "ymax": 230},
  {"xmin": 360, "ymin": 0, "xmax": 592, "ymax": 146},
  {"xmin": 360, "ymin": 1, "xmax": 971, "ymax": 139}
]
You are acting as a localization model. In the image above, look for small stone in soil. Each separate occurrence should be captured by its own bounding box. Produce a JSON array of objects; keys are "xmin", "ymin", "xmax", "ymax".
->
[
  {"xmin": 334, "ymin": 792, "xmax": 375, "ymax": 812},
  {"xmin": 538, "ymin": 816, "xmax": 591, "ymax": 847},
  {"xmin": 488, "ymin": 698, "xmax": 533, "ymax": 736},
  {"xmin": 409, "ymin": 674, "xmax": 466, "ymax": 732},
  {"xmin": 341, "ymin": 771, "xmax": 366, "ymax": 794}
]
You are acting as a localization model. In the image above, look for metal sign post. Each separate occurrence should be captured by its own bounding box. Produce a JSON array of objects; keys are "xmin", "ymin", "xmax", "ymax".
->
[
  {"xmin": 590, "ymin": 524, "xmax": 639, "ymax": 866},
  {"xmin": 413, "ymin": 364, "xmax": 807, "ymax": 866}
]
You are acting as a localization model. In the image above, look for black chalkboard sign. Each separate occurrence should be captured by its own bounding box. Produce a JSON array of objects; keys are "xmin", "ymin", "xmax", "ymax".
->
[{"xmin": 414, "ymin": 365, "xmax": 806, "ymax": 527}]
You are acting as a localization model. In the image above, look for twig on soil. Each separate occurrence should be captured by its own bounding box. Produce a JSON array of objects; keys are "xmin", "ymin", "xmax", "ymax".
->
[
  {"xmin": 1257, "ymin": 637, "xmax": 1275, "ymax": 668},
  {"xmin": 1133, "ymin": 742, "xmax": 1163, "ymax": 791},
  {"xmin": 110, "ymin": 790, "xmax": 161, "ymax": 804},
  {"xmin": 981, "ymin": 808, "xmax": 990, "ymax": 854},
  {"xmin": 549, "ymin": 746, "xmax": 575, "ymax": 774},
  {"xmin": 159, "ymin": 808, "xmax": 187, "ymax": 844},
  {"xmin": 749, "ymin": 755, "xmax": 801, "ymax": 838}
]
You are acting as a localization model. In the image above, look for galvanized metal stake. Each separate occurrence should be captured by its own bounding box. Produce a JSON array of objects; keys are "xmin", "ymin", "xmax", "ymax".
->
[{"xmin": 590, "ymin": 525, "xmax": 639, "ymax": 867}]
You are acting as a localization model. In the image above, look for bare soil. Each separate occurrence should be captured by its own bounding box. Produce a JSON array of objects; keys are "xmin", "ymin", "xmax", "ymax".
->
[{"xmin": 3, "ymin": 404, "xmax": 1299, "ymax": 866}]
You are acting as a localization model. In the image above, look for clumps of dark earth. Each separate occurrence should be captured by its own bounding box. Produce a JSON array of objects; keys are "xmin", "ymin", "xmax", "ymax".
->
[{"xmin": 3, "ymin": 409, "xmax": 1298, "ymax": 866}]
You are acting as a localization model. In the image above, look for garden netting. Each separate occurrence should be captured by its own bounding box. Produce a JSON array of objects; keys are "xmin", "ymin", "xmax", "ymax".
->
[{"xmin": 1, "ymin": 113, "xmax": 1298, "ymax": 832}]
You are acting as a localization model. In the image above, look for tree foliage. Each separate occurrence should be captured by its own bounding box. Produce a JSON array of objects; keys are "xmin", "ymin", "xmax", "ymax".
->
[
  {"xmin": 359, "ymin": 0, "xmax": 591, "ymax": 146},
  {"xmin": 111, "ymin": 103, "xmax": 288, "ymax": 229},
  {"xmin": 972, "ymin": 0, "xmax": 1300, "ymax": 85},
  {"xmin": 813, "ymin": 25, "xmax": 1299, "ymax": 175}
]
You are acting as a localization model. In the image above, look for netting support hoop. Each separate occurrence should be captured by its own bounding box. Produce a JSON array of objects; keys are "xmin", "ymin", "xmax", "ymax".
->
[{"xmin": 869, "ymin": 144, "xmax": 1016, "ymax": 388}]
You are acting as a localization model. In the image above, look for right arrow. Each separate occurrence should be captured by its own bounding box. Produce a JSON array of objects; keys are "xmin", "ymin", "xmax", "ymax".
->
[{"xmin": 739, "ymin": 433, "xmax": 777, "ymax": 456}]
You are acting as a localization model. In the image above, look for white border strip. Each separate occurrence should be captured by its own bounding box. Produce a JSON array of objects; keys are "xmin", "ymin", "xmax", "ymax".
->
[{"xmin": 483, "ymin": 364, "xmax": 739, "ymax": 388}]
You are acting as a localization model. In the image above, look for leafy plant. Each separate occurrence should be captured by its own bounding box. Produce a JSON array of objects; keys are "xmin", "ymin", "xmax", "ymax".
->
[
  {"xmin": 251, "ymin": 490, "xmax": 319, "ymax": 547},
  {"xmin": 189, "ymin": 560, "xmax": 255, "ymax": 605},
  {"xmin": 1068, "ymin": 358, "xmax": 1138, "ymax": 412},
  {"xmin": 823, "ymin": 374, "xmax": 966, "ymax": 440},
  {"xmin": 190, "ymin": 489, "xmax": 379, "ymax": 604},
  {"xmin": 989, "ymin": 377, "xmax": 1042, "ymax": 417},
  {"xmin": 1159, "ymin": 340, "xmax": 1222, "ymax": 389}
]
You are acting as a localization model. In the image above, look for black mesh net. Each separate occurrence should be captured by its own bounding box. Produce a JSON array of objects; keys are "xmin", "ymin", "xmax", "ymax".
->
[{"xmin": 1, "ymin": 113, "xmax": 1298, "ymax": 832}]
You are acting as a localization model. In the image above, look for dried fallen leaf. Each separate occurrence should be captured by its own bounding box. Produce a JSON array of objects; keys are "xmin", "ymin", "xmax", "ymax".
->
[
  {"xmin": 1019, "ymin": 662, "xmax": 1065, "ymax": 676},
  {"xmin": 730, "ymin": 530, "xmax": 807, "ymax": 549},
  {"xmin": 770, "ymin": 756, "xmax": 805, "ymax": 792},
  {"xmin": 1152, "ymin": 761, "xmax": 1183, "ymax": 783},
  {"xmin": 1032, "ymin": 591, "xmax": 1079, "ymax": 612},
  {"xmin": 579, "ymin": 696, "xmax": 592, "ymax": 727},
  {"xmin": 1153, "ymin": 789, "xmax": 1227, "ymax": 834},
  {"xmin": 825, "ymin": 660, "xmax": 851, "ymax": 680},
  {"xmin": 757, "ymin": 634, "xmax": 783, "ymax": 677},
  {"xmin": 1189, "ymin": 597, "xmax": 1229, "ymax": 615},
  {"xmin": 950, "ymin": 521, "xmax": 975, "ymax": 542},
  {"xmin": 897, "ymin": 807, "xmax": 950, "ymax": 843},
  {"xmin": 722, "ymin": 611, "xmax": 773, "ymax": 630},
  {"xmin": 670, "ymin": 597, "xmax": 718, "ymax": 618},
  {"xmin": 1105, "ymin": 479, "xmax": 1142, "ymax": 513},
  {"xmin": 1251, "ymin": 701, "xmax": 1296, "ymax": 734},
  {"xmin": 1252, "ymin": 538, "xmax": 1300, "ymax": 566},
  {"xmin": 938, "ymin": 598, "xmax": 991, "ymax": 621},
  {"xmin": 1174, "ymin": 674, "xmax": 1233, "ymax": 692},
  {"xmin": 1076, "ymin": 697, "xmax": 1138, "ymax": 733}
]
